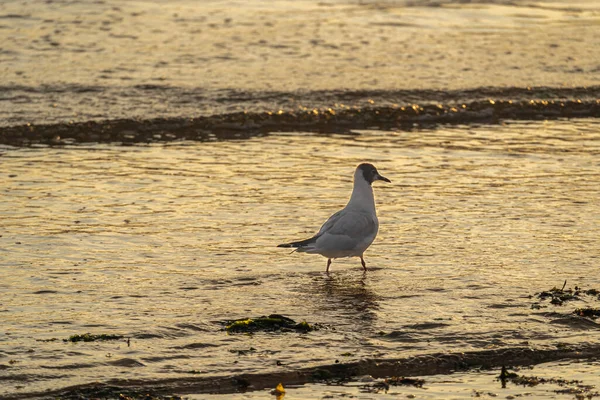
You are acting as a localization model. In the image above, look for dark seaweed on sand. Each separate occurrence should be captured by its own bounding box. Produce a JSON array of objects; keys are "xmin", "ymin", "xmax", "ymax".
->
[
  {"xmin": 65, "ymin": 333, "xmax": 125, "ymax": 342},
  {"xmin": 533, "ymin": 281, "xmax": 600, "ymax": 306},
  {"xmin": 387, "ymin": 377, "xmax": 425, "ymax": 388},
  {"xmin": 51, "ymin": 385, "xmax": 182, "ymax": 400},
  {"xmin": 499, "ymin": 366, "xmax": 581, "ymax": 387},
  {"xmin": 229, "ymin": 347, "xmax": 257, "ymax": 355},
  {"xmin": 361, "ymin": 377, "xmax": 426, "ymax": 394},
  {"xmin": 224, "ymin": 314, "xmax": 316, "ymax": 333},
  {"xmin": 536, "ymin": 281, "xmax": 580, "ymax": 305},
  {"xmin": 574, "ymin": 307, "xmax": 600, "ymax": 319}
]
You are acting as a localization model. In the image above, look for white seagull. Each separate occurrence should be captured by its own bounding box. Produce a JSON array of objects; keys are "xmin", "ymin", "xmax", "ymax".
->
[{"xmin": 278, "ymin": 163, "xmax": 390, "ymax": 272}]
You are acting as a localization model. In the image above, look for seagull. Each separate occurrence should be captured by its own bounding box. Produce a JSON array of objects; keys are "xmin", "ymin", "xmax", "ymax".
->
[{"xmin": 278, "ymin": 163, "xmax": 390, "ymax": 272}]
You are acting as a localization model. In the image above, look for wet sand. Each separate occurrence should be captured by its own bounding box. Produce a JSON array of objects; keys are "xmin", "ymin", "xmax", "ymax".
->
[{"xmin": 8, "ymin": 344, "xmax": 600, "ymax": 399}]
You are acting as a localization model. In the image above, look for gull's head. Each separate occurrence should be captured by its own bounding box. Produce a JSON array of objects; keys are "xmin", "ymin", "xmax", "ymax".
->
[{"xmin": 355, "ymin": 163, "xmax": 391, "ymax": 185}]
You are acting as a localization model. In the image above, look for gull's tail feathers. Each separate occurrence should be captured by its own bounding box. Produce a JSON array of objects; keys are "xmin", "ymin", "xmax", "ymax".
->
[{"xmin": 277, "ymin": 236, "xmax": 318, "ymax": 252}]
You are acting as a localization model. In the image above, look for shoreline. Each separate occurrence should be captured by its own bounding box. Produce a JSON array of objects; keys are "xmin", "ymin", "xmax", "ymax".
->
[
  {"xmin": 2, "ymin": 86, "xmax": 600, "ymax": 147},
  {"xmin": 7, "ymin": 343, "xmax": 600, "ymax": 399}
]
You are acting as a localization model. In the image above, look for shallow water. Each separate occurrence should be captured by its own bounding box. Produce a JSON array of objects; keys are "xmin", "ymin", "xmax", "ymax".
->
[
  {"xmin": 1, "ymin": 118, "xmax": 599, "ymax": 397},
  {"xmin": 2, "ymin": 0, "xmax": 600, "ymax": 126}
]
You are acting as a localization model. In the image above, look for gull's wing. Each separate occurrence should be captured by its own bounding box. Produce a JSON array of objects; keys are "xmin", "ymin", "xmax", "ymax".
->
[
  {"xmin": 277, "ymin": 209, "xmax": 350, "ymax": 249},
  {"xmin": 318, "ymin": 208, "xmax": 377, "ymax": 239},
  {"xmin": 313, "ymin": 209, "xmax": 378, "ymax": 253},
  {"xmin": 316, "ymin": 210, "xmax": 344, "ymax": 236},
  {"xmin": 279, "ymin": 208, "xmax": 378, "ymax": 254}
]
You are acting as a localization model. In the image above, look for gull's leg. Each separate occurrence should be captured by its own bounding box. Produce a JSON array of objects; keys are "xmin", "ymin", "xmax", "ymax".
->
[
  {"xmin": 326, "ymin": 259, "xmax": 332, "ymax": 273},
  {"xmin": 360, "ymin": 256, "xmax": 367, "ymax": 271}
]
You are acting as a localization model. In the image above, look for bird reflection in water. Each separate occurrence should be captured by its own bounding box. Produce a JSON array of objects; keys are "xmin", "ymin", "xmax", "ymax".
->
[{"xmin": 308, "ymin": 272, "xmax": 380, "ymax": 329}]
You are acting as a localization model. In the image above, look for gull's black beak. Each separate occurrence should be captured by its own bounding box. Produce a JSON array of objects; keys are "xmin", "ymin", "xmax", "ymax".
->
[{"xmin": 377, "ymin": 173, "xmax": 391, "ymax": 183}]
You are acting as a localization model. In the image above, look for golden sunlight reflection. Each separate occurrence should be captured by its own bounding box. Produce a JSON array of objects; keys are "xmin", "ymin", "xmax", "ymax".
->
[{"xmin": 1, "ymin": 119, "xmax": 599, "ymax": 397}]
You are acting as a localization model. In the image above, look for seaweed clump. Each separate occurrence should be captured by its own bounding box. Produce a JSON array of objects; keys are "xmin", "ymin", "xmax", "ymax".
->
[
  {"xmin": 533, "ymin": 281, "xmax": 600, "ymax": 307},
  {"xmin": 498, "ymin": 366, "xmax": 581, "ymax": 387},
  {"xmin": 65, "ymin": 333, "xmax": 125, "ymax": 343},
  {"xmin": 117, "ymin": 395, "xmax": 182, "ymax": 400},
  {"xmin": 54, "ymin": 385, "xmax": 182, "ymax": 400},
  {"xmin": 531, "ymin": 281, "xmax": 600, "ymax": 327},
  {"xmin": 536, "ymin": 281, "xmax": 581, "ymax": 306},
  {"xmin": 574, "ymin": 308, "xmax": 600, "ymax": 319},
  {"xmin": 362, "ymin": 377, "xmax": 426, "ymax": 394},
  {"xmin": 387, "ymin": 377, "xmax": 426, "ymax": 388},
  {"xmin": 224, "ymin": 314, "xmax": 315, "ymax": 333},
  {"xmin": 229, "ymin": 347, "xmax": 257, "ymax": 355}
]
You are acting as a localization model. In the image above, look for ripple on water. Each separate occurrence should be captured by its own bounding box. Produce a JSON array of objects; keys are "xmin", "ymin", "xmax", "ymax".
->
[{"xmin": 0, "ymin": 119, "xmax": 599, "ymax": 397}]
